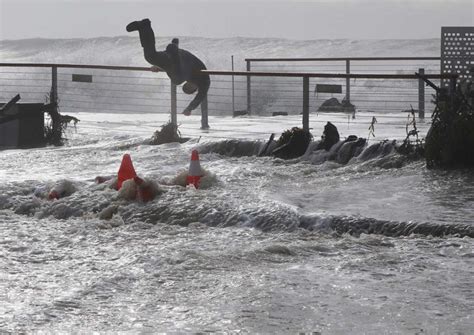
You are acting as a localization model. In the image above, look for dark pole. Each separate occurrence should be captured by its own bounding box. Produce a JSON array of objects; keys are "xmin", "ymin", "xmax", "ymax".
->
[
  {"xmin": 50, "ymin": 66, "xmax": 58, "ymax": 106},
  {"xmin": 170, "ymin": 83, "xmax": 177, "ymax": 126},
  {"xmin": 246, "ymin": 60, "xmax": 251, "ymax": 115},
  {"xmin": 49, "ymin": 66, "xmax": 61, "ymax": 143},
  {"xmin": 346, "ymin": 59, "xmax": 350, "ymax": 103},
  {"xmin": 303, "ymin": 76, "xmax": 309, "ymax": 131},
  {"xmin": 201, "ymin": 95, "xmax": 209, "ymax": 129},
  {"xmin": 232, "ymin": 55, "xmax": 235, "ymax": 113},
  {"xmin": 418, "ymin": 68, "xmax": 425, "ymax": 118}
]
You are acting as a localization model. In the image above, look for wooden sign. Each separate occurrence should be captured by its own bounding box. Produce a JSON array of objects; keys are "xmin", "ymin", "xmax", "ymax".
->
[
  {"xmin": 72, "ymin": 74, "xmax": 93, "ymax": 83},
  {"xmin": 315, "ymin": 84, "xmax": 342, "ymax": 94}
]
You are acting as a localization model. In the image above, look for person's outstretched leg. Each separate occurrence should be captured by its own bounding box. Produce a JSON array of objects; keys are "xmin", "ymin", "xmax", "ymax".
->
[{"xmin": 126, "ymin": 18, "xmax": 172, "ymax": 71}]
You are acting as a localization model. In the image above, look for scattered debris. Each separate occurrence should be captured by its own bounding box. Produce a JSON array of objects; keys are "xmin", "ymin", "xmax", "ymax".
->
[
  {"xmin": 272, "ymin": 127, "xmax": 313, "ymax": 159},
  {"xmin": 368, "ymin": 116, "xmax": 377, "ymax": 138},
  {"xmin": 149, "ymin": 121, "xmax": 189, "ymax": 145},
  {"xmin": 422, "ymin": 79, "xmax": 474, "ymax": 168}
]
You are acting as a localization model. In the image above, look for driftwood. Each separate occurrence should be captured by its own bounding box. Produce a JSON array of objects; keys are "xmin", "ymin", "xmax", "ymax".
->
[{"xmin": 258, "ymin": 133, "xmax": 275, "ymax": 157}]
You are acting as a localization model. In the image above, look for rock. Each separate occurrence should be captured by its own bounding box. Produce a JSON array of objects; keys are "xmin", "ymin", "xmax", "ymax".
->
[
  {"xmin": 272, "ymin": 112, "xmax": 288, "ymax": 116},
  {"xmin": 317, "ymin": 122, "xmax": 340, "ymax": 151},
  {"xmin": 272, "ymin": 127, "xmax": 312, "ymax": 159},
  {"xmin": 318, "ymin": 97, "xmax": 356, "ymax": 113},
  {"xmin": 318, "ymin": 97, "xmax": 342, "ymax": 112},
  {"xmin": 233, "ymin": 110, "xmax": 248, "ymax": 117}
]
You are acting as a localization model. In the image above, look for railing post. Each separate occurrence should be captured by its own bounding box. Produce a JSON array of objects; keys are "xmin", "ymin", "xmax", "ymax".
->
[
  {"xmin": 345, "ymin": 59, "xmax": 350, "ymax": 103},
  {"xmin": 303, "ymin": 76, "xmax": 309, "ymax": 131},
  {"xmin": 246, "ymin": 60, "xmax": 251, "ymax": 115},
  {"xmin": 49, "ymin": 65, "xmax": 61, "ymax": 141},
  {"xmin": 418, "ymin": 68, "xmax": 425, "ymax": 118},
  {"xmin": 50, "ymin": 65, "xmax": 58, "ymax": 107},
  {"xmin": 232, "ymin": 55, "xmax": 235, "ymax": 113},
  {"xmin": 201, "ymin": 95, "xmax": 209, "ymax": 129},
  {"xmin": 170, "ymin": 83, "xmax": 177, "ymax": 126}
]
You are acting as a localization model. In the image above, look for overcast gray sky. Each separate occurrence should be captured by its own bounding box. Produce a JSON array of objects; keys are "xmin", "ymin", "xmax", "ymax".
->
[{"xmin": 0, "ymin": 0, "xmax": 472, "ymax": 40}]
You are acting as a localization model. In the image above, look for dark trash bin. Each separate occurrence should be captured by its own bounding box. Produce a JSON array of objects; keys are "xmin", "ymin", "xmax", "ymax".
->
[{"xmin": 0, "ymin": 103, "xmax": 45, "ymax": 148}]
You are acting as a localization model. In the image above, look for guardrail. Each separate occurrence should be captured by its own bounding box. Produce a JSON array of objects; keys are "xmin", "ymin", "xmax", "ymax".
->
[
  {"xmin": 202, "ymin": 69, "xmax": 456, "ymax": 131},
  {"xmin": 244, "ymin": 57, "xmax": 442, "ymax": 116},
  {"xmin": 0, "ymin": 61, "xmax": 457, "ymax": 140}
]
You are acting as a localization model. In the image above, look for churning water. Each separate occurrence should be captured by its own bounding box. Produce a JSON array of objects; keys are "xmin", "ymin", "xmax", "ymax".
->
[
  {"xmin": 0, "ymin": 37, "xmax": 473, "ymax": 333},
  {"xmin": 0, "ymin": 111, "xmax": 473, "ymax": 333}
]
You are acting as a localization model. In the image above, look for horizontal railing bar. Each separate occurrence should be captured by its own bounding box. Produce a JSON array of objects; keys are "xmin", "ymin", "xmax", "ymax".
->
[
  {"xmin": 0, "ymin": 63, "xmax": 454, "ymax": 79},
  {"xmin": 0, "ymin": 63, "xmax": 155, "ymax": 72},
  {"xmin": 64, "ymin": 105, "xmax": 169, "ymax": 113},
  {"xmin": 245, "ymin": 57, "xmax": 441, "ymax": 62},
  {"xmin": 201, "ymin": 70, "xmax": 456, "ymax": 79}
]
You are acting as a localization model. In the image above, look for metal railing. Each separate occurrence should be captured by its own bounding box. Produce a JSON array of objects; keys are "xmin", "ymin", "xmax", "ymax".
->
[
  {"xmin": 0, "ymin": 61, "xmax": 457, "ymax": 141},
  {"xmin": 245, "ymin": 57, "xmax": 442, "ymax": 117}
]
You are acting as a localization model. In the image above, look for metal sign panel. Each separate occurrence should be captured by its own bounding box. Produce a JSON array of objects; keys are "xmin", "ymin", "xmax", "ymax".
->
[
  {"xmin": 441, "ymin": 26, "xmax": 474, "ymax": 86},
  {"xmin": 72, "ymin": 74, "xmax": 93, "ymax": 83},
  {"xmin": 315, "ymin": 84, "xmax": 342, "ymax": 94}
]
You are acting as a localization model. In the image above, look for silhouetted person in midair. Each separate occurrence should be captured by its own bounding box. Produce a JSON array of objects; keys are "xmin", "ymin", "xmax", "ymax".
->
[{"xmin": 126, "ymin": 18, "xmax": 210, "ymax": 115}]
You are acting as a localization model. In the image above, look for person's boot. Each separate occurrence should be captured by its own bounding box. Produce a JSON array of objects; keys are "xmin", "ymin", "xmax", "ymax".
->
[{"xmin": 126, "ymin": 18, "xmax": 151, "ymax": 32}]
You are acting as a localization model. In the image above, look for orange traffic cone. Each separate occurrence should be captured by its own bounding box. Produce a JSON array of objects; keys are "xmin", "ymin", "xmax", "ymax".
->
[
  {"xmin": 116, "ymin": 154, "xmax": 137, "ymax": 190},
  {"xmin": 134, "ymin": 176, "xmax": 155, "ymax": 202},
  {"xmin": 186, "ymin": 150, "xmax": 203, "ymax": 188}
]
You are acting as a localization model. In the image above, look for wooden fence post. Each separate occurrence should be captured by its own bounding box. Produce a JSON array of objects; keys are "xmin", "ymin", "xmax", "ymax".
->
[
  {"xmin": 303, "ymin": 76, "xmax": 309, "ymax": 131},
  {"xmin": 418, "ymin": 68, "xmax": 425, "ymax": 118}
]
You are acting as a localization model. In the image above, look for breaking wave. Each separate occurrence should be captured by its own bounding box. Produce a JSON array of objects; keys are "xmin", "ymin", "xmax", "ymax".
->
[
  {"xmin": 2, "ymin": 177, "xmax": 472, "ymax": 239},
  {"xmin": 0, "ymin": 36, "xmax": 439, "ymax": 70},
  {"xmin": 198, "ymin": 137, "xmax": 415, "ymax": 169}
]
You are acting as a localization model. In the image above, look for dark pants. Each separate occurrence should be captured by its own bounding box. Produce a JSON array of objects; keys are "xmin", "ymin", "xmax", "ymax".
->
[{"xmin": 136, "ymin": 21, "xmax": 210, "ymax": 112}]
